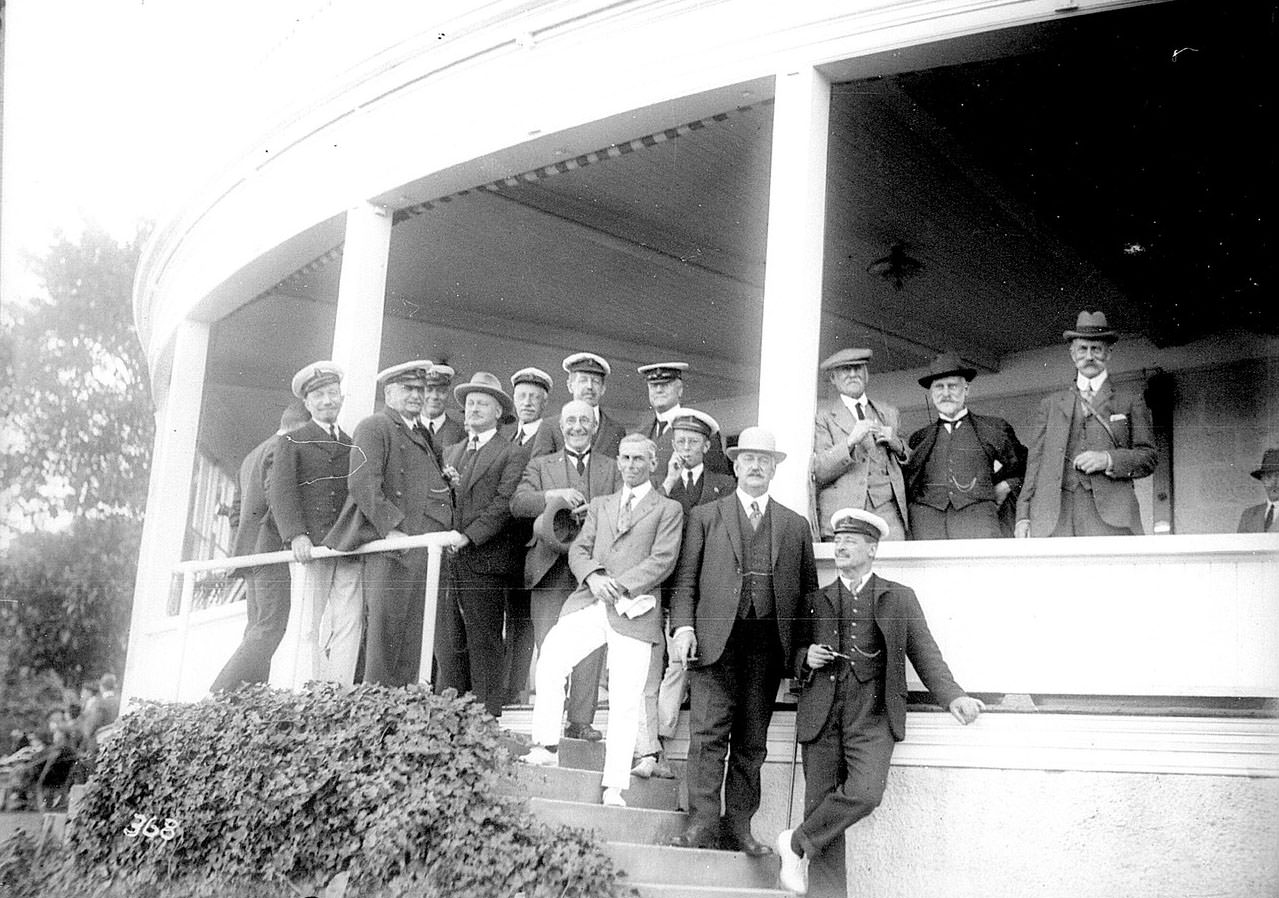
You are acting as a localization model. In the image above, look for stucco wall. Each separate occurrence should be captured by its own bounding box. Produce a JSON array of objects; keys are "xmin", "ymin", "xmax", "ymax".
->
[{"xmin": 751, "ymin": 763, "xmax": 1279, "ymax": 897}]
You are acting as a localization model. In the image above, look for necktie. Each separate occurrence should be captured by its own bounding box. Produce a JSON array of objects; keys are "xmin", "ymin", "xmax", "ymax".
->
[
  {"xmin": 329, "ymin": 425, "xmax": 339, "ymax": 442},
  {"xmin": 683, "ymin": 469, "xmax": 692, "ymax": 489},
  {"xmin": 1081, "ymin": 385, "xmax": 1095, "ymax": 405},
  {"xmin": 749, "ymin": 500, "xmax": 762, "ymax": 531},
  {"xmin": 618, "ymin": 493, "xmax": 634, "ymax": 533},
  {"xmin": 1266, "ymin": 505, "xmax": 1275, "ymax": 531},
  {"xmin": 568, "ymin": 451, "xmax": 586, "ymax": 476},
  {"xmin": 459, "ymin": 436, "xmax": 479, "ymax": 478},
  {"xmin": 855, "ymin": 403, "xmax": 866, "ymax": 421},
  {"xmin": 512, "ymin": 426, "xmax": 523, "ymax": 444}
]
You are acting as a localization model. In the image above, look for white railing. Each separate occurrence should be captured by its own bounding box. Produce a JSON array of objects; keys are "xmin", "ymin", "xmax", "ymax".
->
[{"xmin": 156, "ymin": 533, "xmax": 454, "ymax": 702}]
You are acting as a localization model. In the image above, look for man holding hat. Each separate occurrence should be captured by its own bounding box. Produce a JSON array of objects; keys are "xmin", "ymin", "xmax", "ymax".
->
[
  {"xmin": 1237, "ymin": 449, "xmax": 1279, "ymax": 533},
  {"xmin": 420, "ymin": 363, "xmax": 465, "ymax": 463},
  {"xmin": 905, "ymin": 350, "xmax": 1026, "ymax": 540},
  {"xmin": 530, "ymin": 352, "xmax": 628, "ymax": 459},
  {"xmin": 324, "ymin": 360, "xmax": 454, "ymax": 686},
  {"xmin": 433, "ymin": 372, "xmax": 529, "ymax": 718},
  {"xmin": 638, "ymin": 361, "xmax": 732, "ymax": 482},
  {"xmin": 210, "ymin": 401, "xmax": 311, "ymax": 692},
  {"xmin": 812, "ymin": 348, "xmax": 911, "ymax": 540},
  {"xmin": 669, "ymin": 427, "xmax": 818, "ymax": 854},
  {"xmin": 511, "ymin": 399, "xmax": 621, "ymax": 741},
  {"xmin": 1015, "ymin": 311, "xmax": 1157, "ymax": 538},
  {"xmin": 269, "ymin": 361, "xmax": 363, "ymax": 683},
  {"xmin": 776, "ymin": 508, "xmax": 984, "ymax": 897}
]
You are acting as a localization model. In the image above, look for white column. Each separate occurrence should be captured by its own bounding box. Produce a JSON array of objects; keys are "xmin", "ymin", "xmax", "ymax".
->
[
  {"xmin": 331, "ymin": 202, "xmax": 392, "ymax": 430},
  {"xmin": 121, "ymin": 320, "xmax": 210, "ymax": 706},
  {"xmin": 758, "ymin": 66, "xmax": 831, "ymax": 512}
]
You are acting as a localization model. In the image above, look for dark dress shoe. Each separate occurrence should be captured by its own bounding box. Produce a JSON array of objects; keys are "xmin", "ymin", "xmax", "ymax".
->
[
  {"xmin": 729, "ymin": 831, "xmax": 774, "ymax": 857},
  {"xmin": 563, "ymin": 723, "xmax": 603, "ymax": 742},
  {"xmin": 669, "ymin": 821, "xmax": 720, "ymax": 849}
]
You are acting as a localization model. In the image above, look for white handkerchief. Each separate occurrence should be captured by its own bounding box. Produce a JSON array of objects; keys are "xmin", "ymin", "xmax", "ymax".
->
[
  {"xmin": 615, "ymin": 593, "xmax": 656, "ymax": 619},
  {"xmin": 1109, "ymin": 413, "xmax": 1128, "ymax": 422}
]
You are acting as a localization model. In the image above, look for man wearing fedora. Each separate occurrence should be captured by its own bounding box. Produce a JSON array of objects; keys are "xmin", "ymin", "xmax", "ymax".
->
[
  {"xmin": 324, "ymin": 361, "xmax": 454, "ymax": 686},
  {"xmin": 269, "ymin": 361, "xmax": 362, "ymax": 683},
  {"xmin": 812, "ymin": 348, "xmax": 911, "ymax": 540},
  {"xmin": 905, "ymin": 351, "xmax": 1026, "ymax": 540},
  {"xmin": 633, "ymin": 409, "xmax": 737, "ymax": 779},
  {"xmin": 522, "ymin": 434, "xmax": 684, "ymax": 808},
  {"xmin": 433, "ymin": 372, "xmax": 529, "ymax": 718},
  {"xmin": 775, "ymin": 508, "xmax": 984, "ymax": 898},
  {"xmin": 530, "ymin": 352, "xmax": 629, "ymax": 459},
  {"xmin": 669, "ymin": 427, "xmax": 818, "ymax": 855},
  {"xmin": 511, "ymin": 399, "xmax": 622, "ymax": 741},
  {"xmin": 1237, "ymin": 449, "xmax": 1279, "ymax": 533},
  {"xmin": 638, "ymin": 361, "xmax": 733, "ymax": 482},
  {"xmin": 1015, "ymin": 311, "xmax": 1158, "ymax": 538}
]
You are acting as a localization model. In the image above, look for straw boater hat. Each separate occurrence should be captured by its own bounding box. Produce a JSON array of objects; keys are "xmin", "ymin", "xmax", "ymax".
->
[
  {"xmin": 376, "ymin": 360, "xmax": 433, "ymax": 387},
  {"xmin": 511, "ymin": 367, "xmax": 553, "ymax": 394},
  {"xmin": 291, "ymin": 361, "xmax": 344, "ymax": 398},
  {"xmin": 819, "ymin": 348, "xmax": 873, "ymax": 371},
  {"xmin": 562, "ymin": 352, "xmax": 611, "ymax": 377},
  {"xmin": 918, "ymin": 349, "xmax": 978, "ymax": 389},
  {"xmin": 1063, "ymin": 310, "xmax": 1118, "ymax": 344},
  {"xmin": 830, "ymin": 508, "xmax": 890, "ymax": 541},
  {"xmin": 1251, "ymin": 449, "xmax": 1279, "ymax": 480},
  {"xmin": 726, "ymin": 426, "xmax": 786, "ymax": 462},
  {"xmin": 637, "ymin": 362, "xmax": 688, "ymax": 383},
  {"xmin": 533, "ymin": 493, "xmax": 584, "ymax": 554},
  {"xmin": 453, "ymin": 371, "xmax": 515, "ymax": 418}
]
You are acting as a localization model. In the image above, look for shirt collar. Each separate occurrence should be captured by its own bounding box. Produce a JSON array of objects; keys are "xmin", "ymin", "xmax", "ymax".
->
[
  {"xmin": 401, "ymin": 413, "xmax": 420, "ymax": 430},
  {"xmin": 424, "ymin": 412, "xmax": 448, "ymax": 430},
  {"xmin": 467, "ymin": 427, "xmax": 498, "ymax": 448},
  {"xmin": 622, "ymin": 481, "xmax": 653, "ymax": 505},
  {"xmin": 1076, "ymin": 370, "xmax": 1110, "ymax": 392},
  {"xmin": 736, "ymin": 489, "xmax": 770, "ymax": 516},
  {"xmin": 939, "ymin": 409, "xmax": 970, "ymax": 424},
  {"xmin": 839, "ymin": 394, "xmax": 869, "ymax": 416},
  {"xmin": 840, "ymin": 571, "xmax": 873, "ymax": 594},
  {"xmin": 655, "ymin": 404, "xmax": 682, "ymax": 424},
  {"xmin": 683, "ymin": 462, "xmax": 705, "ymax": 481},
  {"xmin": 518, "ymin": 418, "xmax": 542, "ymax": 437}
]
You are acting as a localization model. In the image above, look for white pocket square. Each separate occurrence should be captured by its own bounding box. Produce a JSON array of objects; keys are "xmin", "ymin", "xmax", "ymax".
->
[{"xmin": 1109, "ymin": 414, "xmax": 1127, "ymax": 422}]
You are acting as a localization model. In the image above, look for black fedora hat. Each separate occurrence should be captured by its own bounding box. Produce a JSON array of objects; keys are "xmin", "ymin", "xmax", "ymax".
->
[
  {"xmin": 1251, "ymin": 449, "xmax": 1279, "ymax": 480},
  {"xmin": 918, "ymin": 350, "xmax": 978, "ymax": 389}
]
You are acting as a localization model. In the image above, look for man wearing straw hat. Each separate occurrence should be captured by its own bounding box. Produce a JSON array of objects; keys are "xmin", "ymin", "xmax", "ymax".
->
[
  {"xmin": 269, "ymin": 361, "xmax": 362, "ymax": 683},
  {"xmin": 669, "ymin": 426, "xmax": 818, "ymax": 855},
  {"xmin": 324, "ymin": 361, "xmax": 454, "ymax": 686},
  {"xmin": 905, "ymin": 350, "xmax": 1026, "ymax": 540},
  {"xmin": 511, "ymin": 400, "xmax": 621, "ymax": 741},
  {"xmin": 1237, "ymin": 449, "xmax": 1279, "ymax": 533},
  {"xmin": 1015, "ymin": 310, "xmax": 1157, "ymax": 538},
  {"xmin": 776, "ymin": 508, "xmax": 984, "ymax": 897},
  {"xmin": 433, "ymin": 372, "xmax": 529, "ymax": 718}
]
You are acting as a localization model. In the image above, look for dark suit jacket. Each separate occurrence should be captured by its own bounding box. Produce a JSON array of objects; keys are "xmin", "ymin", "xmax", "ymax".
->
[
  {"xmin": 793, "ymin": 574, "xmax": 965, "ymax": 743},
  {"xmin": 510, "ymin": 450, "xmax": 622, "ymax": 589},
  {"xmin": 232, "ymin": 433, "xmax": 279, "ymax": 557},
  {"xmin": 905, "ymin": 411, "xmax": 1027, "ymax": 526},
  {"xmin": 670, "ymin": 494, "xmax": 818, "ymax": 667},
  {"xmin": 642, "ymin": 413, "xmax": 733, "ymax": 482},
  {"xmin": 269, "ymin": 419, "xmax": 352, "ymax": 546},
  {"xmin": 1238, "ymin": 503, "xmax": 1275, "ymax": 533},
  {"xmin": 443, "ymin": 434, "xmax": 527, "ymax": 578},
  {"xmin": 663, "ymin": 470, "xmax": 737, "ymax": 517},
  {"xmin": 1015, "ymin": 378, "xmax": 1157, "ymax": 536},
  {"xmin": 529, "ymin": 408, "xmax": 628, "ymax": 459},
  {"xmin": 324, "ymin": 407, "xmax": 453, "ymax": 550}
]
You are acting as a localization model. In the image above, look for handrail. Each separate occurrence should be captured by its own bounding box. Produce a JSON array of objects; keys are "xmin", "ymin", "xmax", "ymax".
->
[{"xmin": 169, "ymin": 532, "xmax": 455, "ymax": 699}]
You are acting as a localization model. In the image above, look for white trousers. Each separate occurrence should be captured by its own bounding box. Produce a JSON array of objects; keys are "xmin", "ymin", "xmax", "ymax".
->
[
  {"xmin": 298, "ymin": 556, "xmax": 363, "ymax": 684},
  {"xmin": 532, "ymin": 601, "xmax": 651, "ymax": 791},
  {"xmin": 634, "ymin": 624, "xmax": 688, "ymax": 756}
]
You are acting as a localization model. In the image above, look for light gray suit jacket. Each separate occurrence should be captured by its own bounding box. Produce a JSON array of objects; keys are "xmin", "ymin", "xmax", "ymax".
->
[
  {"xmin": 564, "ymin": 488, "xmax": 684, "ymax": 644},
  {"xmin": 811, "ymin": 397, "xmax": 910, "ymax": 537}
]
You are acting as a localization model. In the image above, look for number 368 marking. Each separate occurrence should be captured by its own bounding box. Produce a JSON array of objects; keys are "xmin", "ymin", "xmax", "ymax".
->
[{"xmin": 124, "ymin": 814, "xmax": 180, "ymax": 841}]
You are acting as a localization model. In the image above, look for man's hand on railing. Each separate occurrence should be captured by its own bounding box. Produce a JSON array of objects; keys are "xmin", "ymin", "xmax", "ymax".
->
[
  {"xmin": 290, "ymin": 535, "xmax": 315, "ymax": 564},
  {"xmin": 442, "ymin": 530, "xmax": 471, "ymax": 553},
  {"xmin": 387, "ymin": 529, "xmax": 409, "ymax": 541},
  {"xmin": 1014, "ymin": 519, "xmax": 1030, "ymax": 539},
  {"xmin": 948, "ymin": 696, "xmax": 986, "ymax": 725}
]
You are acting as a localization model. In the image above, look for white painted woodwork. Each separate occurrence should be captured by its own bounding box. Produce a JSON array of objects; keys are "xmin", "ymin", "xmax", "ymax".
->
[{"xmin": 331, "ymin": 202, "xmax": 392, "ymax": 429}]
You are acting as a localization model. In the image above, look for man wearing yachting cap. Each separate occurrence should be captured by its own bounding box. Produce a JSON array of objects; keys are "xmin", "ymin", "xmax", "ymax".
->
[
  {"xmin": 505, "ymin": 366, "xmax": 553, "ymax": 449},
  {"xmin": 776, "ymin": 508, "xmax": 984, "ymax": 897},
  {"xmin": 267, "ymin": 361, "xmax": 363, "ymax": 683},
  {"xmin": 419, "ymin": 362, "xmax": 464, "ymax": 463},
  {"xmin": 529, "ymin": 352, "xmax": 628, "ymax": 459},
  {"xmin": 638, "ymin": 362, "xmax": 733, "ymax": 484},
  {"xmin": 323, "ymin": 360, "xmax": 454, "ymax": 686}
]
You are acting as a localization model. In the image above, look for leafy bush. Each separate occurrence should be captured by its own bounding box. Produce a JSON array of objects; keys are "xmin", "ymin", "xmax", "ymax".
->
[{"xmin": 36, "ymin": 683, "xmax": 633, "ymax": 898}]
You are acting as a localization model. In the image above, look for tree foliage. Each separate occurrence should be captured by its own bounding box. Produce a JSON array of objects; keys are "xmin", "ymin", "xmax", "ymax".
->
[{"xmin": 1, "ymin": 224, "xmax": 153, "ymax": 523}]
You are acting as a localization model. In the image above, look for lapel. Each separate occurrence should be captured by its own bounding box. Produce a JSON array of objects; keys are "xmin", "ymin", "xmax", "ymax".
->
[
  {"xmin": 389, "ymin": 407, "xmax": 431, "ymax": 452},
  {"xmin": 306, "ymin": 419, "xmax": 348, "ymax": 457},
  {"xmin": 1093, "ymin": 378, "xmax": 1115, "ymax": 416},
  {"xmin": 598, "ymin": 492, "xmax": 620, "ymax": 545},
  {"xmin": 1054, "ymin": 386, "xmax": 1078, "ymax": 427},
  {"xmin": 718, "ymin": 495, "xmax": 745, "ymax": 566},
  {"xmin": 623, "ymin": 488, "xmax": 660, "ymax": 533},
  {"xmin": 769, "ymin": 499, "xmax": 784, "ymax": 568},
  {"xmin": 819, "ymin": 580, "xmax": 841, "ymax": 617},
  {"xmin": 828, "ymin": 399, "xmax": 856, "ymax": 438},
  {"xmin": 869, "ymin": 574, "xmax": 892, "ymax": 633},
  {"xmin": 461, "ymin": 435, "xmax": 502, "ymax": 494}
]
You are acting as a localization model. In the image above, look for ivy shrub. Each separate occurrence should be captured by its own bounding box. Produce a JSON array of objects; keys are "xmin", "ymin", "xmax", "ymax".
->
[{"xmin": 34, "ymin": 683, "xmax": 634, "ymax": 898}]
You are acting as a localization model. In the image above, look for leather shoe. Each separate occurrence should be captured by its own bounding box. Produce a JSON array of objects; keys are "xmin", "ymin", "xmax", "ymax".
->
[
  {"xmin": 669, "ymin": 821, "xmax": 720, "ymax": 850},
  {"xmin": 563, "ymin": 723, "xmax": 603, "ymax": 742},
  {"xmin": 728, "ymin": 830, "xmax": 774, "ymax": 857}
]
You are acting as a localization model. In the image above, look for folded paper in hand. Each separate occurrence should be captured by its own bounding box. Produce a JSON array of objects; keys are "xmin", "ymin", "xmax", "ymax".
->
[{"xmin": 615, "ymin": 593, "xmax": 656, "ymax": 619}]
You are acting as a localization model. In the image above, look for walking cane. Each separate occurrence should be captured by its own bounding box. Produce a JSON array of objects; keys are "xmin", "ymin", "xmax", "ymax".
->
[{"xmin": 784, "ymin": 681, "xmax": 801, "ymax": 829}]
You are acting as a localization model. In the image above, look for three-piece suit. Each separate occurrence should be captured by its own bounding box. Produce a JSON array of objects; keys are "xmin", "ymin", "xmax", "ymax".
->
[{"xmin": 812, "ymin": 399, "xmax": 910, "ymax": 539}]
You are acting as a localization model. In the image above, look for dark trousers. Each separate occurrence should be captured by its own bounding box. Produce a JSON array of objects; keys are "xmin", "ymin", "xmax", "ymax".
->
[
  {"xmin": 531, "ymin": 575, "xmax": 604, "ymax": 728},
  {"xmin": 503, "ymin": 587, "xmax": 535, "ymax": 702},
  {"xmin": 210, "ymin": 563, "xmax": 291, "ymax": 692},
  {"xmin": 909, "ymin": 501, "xmax": 1001, "ymax": 540},
  {"xmin": 435, "ymin": 561, "xmax": 508, "ymax": 718},
  {"xmin": 1052, "ymin": 488, "xmax": 1133, "ymax": 537},
  {"xmin": 362, "ymin": 549, "xmax": 428, "ymax": 687},
  {"xmin": 686, "ymin": 614, "xmax": 783, "ymax": 833},
  {"xmin": 795, "ymin": 677, "xmax": 896, "ymax": 898}
]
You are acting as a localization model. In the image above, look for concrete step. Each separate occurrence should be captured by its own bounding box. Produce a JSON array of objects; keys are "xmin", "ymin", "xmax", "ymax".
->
[
  {"xmin": 529, "ymin": 797, "xmax": 685, "ymax": 844},
  {"xmin": 605, "ymin": 841, "xmax": 780, "ymax": 890},
  {"xmin": 556, "ymin": 736, "xmax": 605, "ymax": 771},
  {"xmin": 505, "ymin": 763, "xmax": 681, "ymax": 811},
  {"xmin": 631, "ymin": 886, "xmax": 794, "ymax": 898}
]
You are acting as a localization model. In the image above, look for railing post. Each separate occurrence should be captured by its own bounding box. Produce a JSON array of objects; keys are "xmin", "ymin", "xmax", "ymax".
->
[{"xmin": 418, "ymin": 544, "xmax": 445, "ymax": 685}]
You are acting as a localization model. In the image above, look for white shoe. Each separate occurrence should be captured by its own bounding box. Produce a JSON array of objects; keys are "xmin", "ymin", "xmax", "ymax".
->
[
  {"xmin": 777, "ymin": 828, "xmax": 808, "ymax": 895},
  {"xmin": 602, "ymin": 787, "xmax": 627, "ymax": 807},
  {"xmin": 520, "ymin": 745, "xmax": 557, "ymax": 767},
  {"xmin": 630, "ymin": 755, "xmax": 657, "ymax": 778}
]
